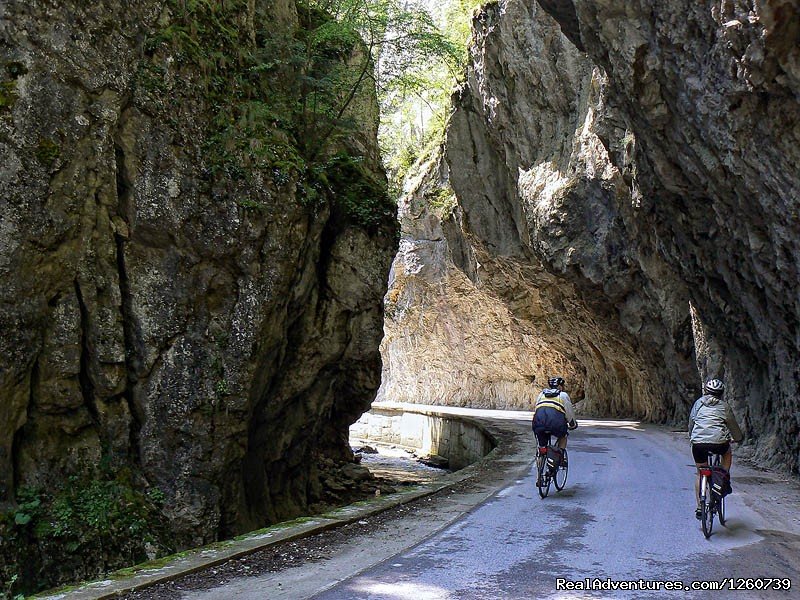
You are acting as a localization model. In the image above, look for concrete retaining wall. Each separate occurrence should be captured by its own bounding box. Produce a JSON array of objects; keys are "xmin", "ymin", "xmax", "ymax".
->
[{"xmin": 350, "ymin": 405, "xmax": 496, "ymax": 470}]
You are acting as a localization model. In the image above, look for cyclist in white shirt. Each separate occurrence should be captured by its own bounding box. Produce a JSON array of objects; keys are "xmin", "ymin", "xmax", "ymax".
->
[{"xmin": 689, "ymin": 378, "xmax": 743, "ymax": 519}]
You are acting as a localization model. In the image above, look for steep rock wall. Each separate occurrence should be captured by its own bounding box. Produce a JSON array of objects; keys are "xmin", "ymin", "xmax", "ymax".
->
[
  {"xmin": 379, "ymin": 152, "xmax": 583, "ymax": 409},
  {"xmin": 433, "ymin": 0, "xmax": 798, "ymax": 471},
  {"xmin": 382, "ymin": 0, "xmax": 697, "ymax": 418},
  {"xmin": 0, "ymin": 0, "xmax": 397, "ymax": 557},
  {"xmin": 445, "ymin": 0, "xmax": 700, "ymax": 422},
  {"xmin": 533, "ymin": 0, "xmax": 800, "ymax": 471}
]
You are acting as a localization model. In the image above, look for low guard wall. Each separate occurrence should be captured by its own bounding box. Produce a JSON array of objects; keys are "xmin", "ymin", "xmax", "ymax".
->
[{"xmin": 350, "ymin": 404, "xmax": 496, "ymax": 470}]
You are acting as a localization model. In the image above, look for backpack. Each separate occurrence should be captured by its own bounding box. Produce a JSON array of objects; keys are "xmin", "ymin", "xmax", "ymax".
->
[
  {"xmin": 546, "ymin": 446, "xmax": 563, "ymax": 469},
  {"xmin": 710, "ymin": 466, "xmax": 732, "ymax": 497}
]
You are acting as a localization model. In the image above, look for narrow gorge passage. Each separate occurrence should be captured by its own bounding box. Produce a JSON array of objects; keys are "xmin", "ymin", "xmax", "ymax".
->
[{"xmin": 3, "ymin": 0, "xmax": 800, "ymax": 596}]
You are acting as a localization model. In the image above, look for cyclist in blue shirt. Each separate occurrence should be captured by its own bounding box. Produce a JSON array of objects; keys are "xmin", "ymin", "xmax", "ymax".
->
[{"xmin": 533, "ymin": 376, "xmax": 577, "ymax": 482}]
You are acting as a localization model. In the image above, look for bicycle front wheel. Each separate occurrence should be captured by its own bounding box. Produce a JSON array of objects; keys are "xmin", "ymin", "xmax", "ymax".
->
[
  {"xmin": 554, "ymin": 449, "xmax": 568, "ymax": 490},
  {"xmin": 718, "ymin": 493, "xmax": 726, "ymax": 526}
]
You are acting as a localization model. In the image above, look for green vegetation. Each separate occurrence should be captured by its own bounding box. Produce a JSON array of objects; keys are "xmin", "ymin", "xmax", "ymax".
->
[
  {"xmin": 134, "ymin": 0, "xmax": 455, "ymax": 228},
  {"xmin": 0, "ymin": 473, "xmax": 172, "ymax": 597},
  {"xmin": 305, "ymin": 152, "xmax": 394, "ymax": 226},
  {"xmin": 379, "ymin": 0, "xmax": 483, "ymax": 195},
  {"xmin": 215, "ymin": 378, "xmax": 230, "ymax": 397},
  {"xmin": 1, "ymin": 61, "xmax": 26, "ymax": 114},
  {"xmin": 429, "ymin": 185, "xmax": 457, "ymax": 214},
  {"xmin": 0, "ymin": 80, "xmax": 17, "ymax": 112},
  {"xmin": 35, "ymin": 138, "xmax": 60, "ymax": 168}
]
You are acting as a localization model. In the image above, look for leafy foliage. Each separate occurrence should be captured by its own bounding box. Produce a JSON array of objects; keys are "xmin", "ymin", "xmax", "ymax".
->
[
  {"xmin": 136, "ymin": 0, "xmax": 440, "ymax": 226},
  {"xmin": 378, "ymin": 0, "xmax": 482, "ymax": 194},
  {"xmin": 309, "ymin": 153, "xmax": 395, "ymax": 227},
  {"xmin": 0, "ymin": 473, "xmax": 172, "ymax": 597}
]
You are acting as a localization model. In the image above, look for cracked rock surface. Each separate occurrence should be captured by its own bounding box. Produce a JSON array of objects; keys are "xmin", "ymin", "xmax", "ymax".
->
[
  {"xmin": 0, "ymin": 0, "xmax": 397, "ymax": 552},
  {"xmin": 383, "ymin": 0, "xmax": 800, "ymax": 473}
]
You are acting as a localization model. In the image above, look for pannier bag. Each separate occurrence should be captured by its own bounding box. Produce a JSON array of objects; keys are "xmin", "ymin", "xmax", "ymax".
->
[
  {"xmin": 546, "ymin": 446, "xmax": 563, "ymax": 469},
  {"xmin": 710, "ymin": 466, "xmax": 732, "ymax": 497}
]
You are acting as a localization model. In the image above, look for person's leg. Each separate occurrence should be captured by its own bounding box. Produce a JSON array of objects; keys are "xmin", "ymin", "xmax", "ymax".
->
[
  {"xmin": 534, "ymin": 428, "xmax": 549, "ymax": 448},
  {"xmin": 556, "ymin": 435, "xmax": 568, "ymax": 467},
  {"xmin": 694, "ymin": 465, "xmax": 706, "ymax": 509},
  {"xmin": 552, "ymin": 414, "xmax": 568, "ymax": 450},
  {"xmin": 721, "ymin": 446, "xmax": 732, "ymax": 471},
  {"xmin": 692, "ymin": 444, "xmax": 709, "ymax": 517},
  {"xmin": 533, "ymin": 429, "xmax": 549, "ymax": 485}
]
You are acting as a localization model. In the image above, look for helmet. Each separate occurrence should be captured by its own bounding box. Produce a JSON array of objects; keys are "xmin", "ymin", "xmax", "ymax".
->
[
  {"xmin": 704, "ymin": 378, "xmax": 724, "ymax": 397},
  {"xmin": 548, "ymin": 376, "xmax": 565, "ymax": 388}
]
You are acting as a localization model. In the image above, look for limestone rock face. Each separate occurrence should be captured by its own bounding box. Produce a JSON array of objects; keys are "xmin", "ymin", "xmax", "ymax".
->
[
  {"xmin": 379, "ymin": 153, "xmax": 583, "ymax": 409},
  {"xmin": 541, "ymin": 0, "xmax": 800, "ymax": 471},
  {"xmin": 0, "ymin": 0, "xmax": 396, "ymax": 548},
  {"xmin": 427, "ymin": 0, "xmax": 799, "ymax": 471},
  {"xmin": 383, "ymin": 0, "xmax": 697, "ymax": 419}
]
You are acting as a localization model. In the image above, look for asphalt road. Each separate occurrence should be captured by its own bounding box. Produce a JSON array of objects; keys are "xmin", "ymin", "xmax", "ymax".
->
[
  {"xmin": 186, "ymin": 417, "xmax": 800, "ymax": 600},
  {"xmin": 314, "ymin": 419, "xmax": 799, "ymax": 599}
]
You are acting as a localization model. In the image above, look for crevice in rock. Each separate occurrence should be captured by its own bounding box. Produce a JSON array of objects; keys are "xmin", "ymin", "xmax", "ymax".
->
[
  {"xmin": 536, "ymin": 1, "xmax": 585, "ymax": 51},
  {"xmin": 316, "ymin": 208, "xmax": 341, "ymax": 301},
  {"xmin": 241, "ymin": 340, "xmax": 288, "ymax": 527},
  {"xmin": 114, "ymin": 140, "xmax": 143, "ymax": 466},
  {"xmin": 9, "ymin": 356, "xmax": 39, "ymax": 501},
  {"xmin": 74, "ymin": 279, "xmax": 100, "ymax": 429}
]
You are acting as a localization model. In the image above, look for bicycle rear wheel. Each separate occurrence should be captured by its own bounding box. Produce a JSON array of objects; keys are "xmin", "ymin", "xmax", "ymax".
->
[
  {"xmin": 554, "ymin": 449, "xmax": 568, "ymax": 490},
  {"xmin": 537, "ymin": 455, "xmax": 550, "ymax": 498},
  {"xmin": 701, "ymin": 478, "xmax": 714, "ymax": 538}
]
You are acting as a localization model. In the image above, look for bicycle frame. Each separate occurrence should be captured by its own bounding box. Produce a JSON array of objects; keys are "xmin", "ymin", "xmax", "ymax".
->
[{"xmin": 699, "ymin": 452, "xmax": 725, "ymax": 538}]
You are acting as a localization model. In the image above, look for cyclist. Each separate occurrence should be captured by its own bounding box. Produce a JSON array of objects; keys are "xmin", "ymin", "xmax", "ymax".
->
[
  {"xmin": 689, "ymin": 378, "xmax": 744, "ymax": 519},
  {"xmin": 533, "ymin": 376, "xmax": 577, "ymax": 482}
]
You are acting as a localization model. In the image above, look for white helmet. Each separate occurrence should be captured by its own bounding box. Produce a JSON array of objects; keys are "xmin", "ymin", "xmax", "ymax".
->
[{"xmin": 703, "ymin": 379, "xmax": 724, "ymax": 397}]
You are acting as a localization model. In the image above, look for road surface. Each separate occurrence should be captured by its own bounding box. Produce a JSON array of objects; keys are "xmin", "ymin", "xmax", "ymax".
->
[{"xmin": 176, "ymin": 416, "xmax": 800, "ymax": 599}]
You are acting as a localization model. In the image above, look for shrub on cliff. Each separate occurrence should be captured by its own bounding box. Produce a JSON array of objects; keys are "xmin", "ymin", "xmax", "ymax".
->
[
  {"xmin": 0, "ymin": 474, "xmax": 172, "ymax": 597},
  {"xmin": 138, "ymin": 0, "xmax": 457, "ymax": 217}
]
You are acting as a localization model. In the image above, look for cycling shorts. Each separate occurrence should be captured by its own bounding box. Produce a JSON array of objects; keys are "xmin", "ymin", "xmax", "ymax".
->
[
  {"xmin": 533, "ymin": 407, "xmax": 568, "ymax": 446},
  {"xmin": 691, "ymin": 442, "xmax": 730, "ymax": 464}
]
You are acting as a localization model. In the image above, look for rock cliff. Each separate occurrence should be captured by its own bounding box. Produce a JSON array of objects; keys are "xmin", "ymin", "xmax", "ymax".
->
[
  {"xmin": 536, "ymin": 0, "xmax": 800, "ymax": 471},
  {"xmin": 0, "ymin": 0, "xmax": 396, "ymax": 580},
  {"xmin": 384, "ymin": 0, "xmax": 799, "ymax": 473},
  {"xmin": 379, "ymin": 151, "xmax": 584, "ymax": 409}
]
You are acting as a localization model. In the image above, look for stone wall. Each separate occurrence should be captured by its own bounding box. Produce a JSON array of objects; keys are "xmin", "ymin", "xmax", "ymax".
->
[{"xmin": 351, "ymin": 404, "xmax": 495, "ymax": 470}]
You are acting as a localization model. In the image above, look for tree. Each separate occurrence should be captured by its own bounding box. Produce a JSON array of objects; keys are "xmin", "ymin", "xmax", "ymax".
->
[
  {"xmin": 376, "ymin": 0, "xmax": 481, "ymax": 193},
  {"xmin": 288, "ymin": 0, "xmax": 462, "ymax": 160}
]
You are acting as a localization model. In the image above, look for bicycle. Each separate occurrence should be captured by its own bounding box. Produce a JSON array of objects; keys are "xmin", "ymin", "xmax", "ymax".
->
[
  {"xmin": 536, "ymin": 439, "xmax": 568, "ymax": 498},
  {"xmin": 698, "ymin": 452, "xmax": 728, "ymax": 538}
]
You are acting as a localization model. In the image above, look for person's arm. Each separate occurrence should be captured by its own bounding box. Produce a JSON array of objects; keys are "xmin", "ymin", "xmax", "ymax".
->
[
  {"xmin": 561, "ymin": 393, "xmax": 576, "ymax": 422},
  {"xmin": 688, "ymin": 401, "xmax": 699, "ymax": 436},
  {"xmin": 725, "ymin": 402, "xmax": 744, "ymax": 442}
]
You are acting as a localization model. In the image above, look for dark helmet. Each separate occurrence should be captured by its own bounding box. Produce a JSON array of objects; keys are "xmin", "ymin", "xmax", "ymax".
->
[
  {"xmin": 704, "ymin": 378, "xmax": 724, "ymax": 397},
  {"xmin": 548, "ymin": 376, "xmax": 565, "ymax": 388}
]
